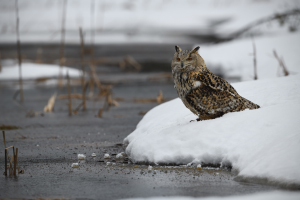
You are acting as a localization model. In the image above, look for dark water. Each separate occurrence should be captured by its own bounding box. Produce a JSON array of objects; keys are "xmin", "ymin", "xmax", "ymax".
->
[{"xmin": 0, "ymin": 76, "xmax": 284, "ymax": 199}]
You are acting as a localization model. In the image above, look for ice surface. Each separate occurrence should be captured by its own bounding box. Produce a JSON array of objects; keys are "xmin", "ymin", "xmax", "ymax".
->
[
  {"xmin": 121, "ymin": 191, "xmax": 300, "ymax": 200},
  {"xmin": 124, "ymin": 75, "xmax": 300, "ymax": 185},
  {"xmin": 0, "ymin": 63, "xmax": 81, "ymax": 80}
]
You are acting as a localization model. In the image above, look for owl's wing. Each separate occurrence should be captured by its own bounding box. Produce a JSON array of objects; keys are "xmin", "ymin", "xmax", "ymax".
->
[{"xmin": 196, "ymin": 71, "xmax": 240, "ymax": 97}]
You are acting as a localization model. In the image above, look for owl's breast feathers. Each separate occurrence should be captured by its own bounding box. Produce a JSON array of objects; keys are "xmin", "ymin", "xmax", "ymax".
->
[{"xmin": 177, "ymin": 70, "xmax": 260, "ymax": 119}]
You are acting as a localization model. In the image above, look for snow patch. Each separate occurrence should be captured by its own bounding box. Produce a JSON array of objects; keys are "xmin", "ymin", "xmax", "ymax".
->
[{"xmin": 121, "ymin": 191, "xmax": 300, "ymax": 200}]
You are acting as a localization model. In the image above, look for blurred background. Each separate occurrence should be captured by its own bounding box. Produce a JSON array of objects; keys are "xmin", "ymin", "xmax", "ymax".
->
[
  {"xmin": 1, "ymin": 0, "xmax": 299, "ymax": 77},
  {"xmin": 0, "ymin": 0, "xmax": 299, "ymax": 113}
]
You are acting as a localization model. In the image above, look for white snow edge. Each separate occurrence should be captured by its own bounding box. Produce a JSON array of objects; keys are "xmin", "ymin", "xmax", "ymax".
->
[{"xmin": 121, "ymin": 191, "xmax": 300, "ymax": 200}]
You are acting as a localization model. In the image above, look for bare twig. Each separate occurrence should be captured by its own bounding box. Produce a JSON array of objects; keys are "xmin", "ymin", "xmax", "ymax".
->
[
  {"xmin": 58, "ymin": 0, "xmax": 68, "ymax": 88},
  {"xmin": 79, "ymin": 27, "xmax": 87, "ymax": 111},
  {"xmin": 231, "ymin": 9, "xmax": 300, "ymax": 39},
  {"xmin": 273, "ymin": 50, "xmax": 289, "ymax": 76},
  {"xmin": 67, "ymin": 71, "xmax": 72, "ymax": 116},
  {"xmin": 15, "ymin": 0, "xmax": 24, "ymax": 102},
  {"xmin": 252, "ymin": 37, "xmax": 258, "ymax": 80}
]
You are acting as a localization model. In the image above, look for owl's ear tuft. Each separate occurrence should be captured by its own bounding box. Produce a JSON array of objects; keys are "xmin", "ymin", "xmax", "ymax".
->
[
  {"xmin": 190, "ymin": 46, "xmax": 200, "ymax": 54},
  {"xmin": 175, "ymin": 45, "xmax": 182, "ymax": 53}
]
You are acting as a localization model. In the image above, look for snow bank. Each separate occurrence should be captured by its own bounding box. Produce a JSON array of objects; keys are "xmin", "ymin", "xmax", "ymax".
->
[
  {"xmin": 0, "ymin": 63, "xmax": 81, "ymax": 80},
  {"xmin": 201, "ymin": 33, "xmax": 300, "ymax": 81},
  {"xmin": 121, "ymin": 191, "xmax": 300, "ymax": 200},
  {"xmin": 124, "ymin": 75, "xmax": 300, "ymax": 185}
]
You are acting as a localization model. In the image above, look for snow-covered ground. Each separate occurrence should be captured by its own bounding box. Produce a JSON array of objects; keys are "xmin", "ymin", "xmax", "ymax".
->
[
  {"xmin": 0, "ymin": 0, "xmax": 297, "ymax": 43},
  {"xmin": 200, "ymin": 32, "xmax": 300, "ymax": 81},
  {"xmin": 121, "ymin": 191, "xmax": 300, "ymax": 200},
  {"xmin": 124, "ymin": 74, "xmax": 300, "ymax": 186},
  {"xmin": 0, "ymin": 63, "xmax": 81, "ymax": 80}
]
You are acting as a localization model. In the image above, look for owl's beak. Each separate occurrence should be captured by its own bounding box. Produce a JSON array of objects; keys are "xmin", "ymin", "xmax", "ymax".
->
[{"xmin": 181, "ymin": 62, "xmax": 184, "ymax": 68}]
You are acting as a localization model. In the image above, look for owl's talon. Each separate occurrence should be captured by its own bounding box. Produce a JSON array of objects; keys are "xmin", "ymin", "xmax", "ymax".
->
[{"xmin": 190, "ymin": 118, "xmax": 201, "ymax": 122}]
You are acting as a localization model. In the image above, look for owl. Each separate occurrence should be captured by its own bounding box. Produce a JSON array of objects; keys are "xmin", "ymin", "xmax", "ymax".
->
[{"xmin": 171, "ymin": 45, "xmax": 260, "ymax": 121}]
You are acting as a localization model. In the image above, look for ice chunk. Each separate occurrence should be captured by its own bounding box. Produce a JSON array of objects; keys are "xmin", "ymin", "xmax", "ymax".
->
[
  {"xmin": 91, "ymin": 153, "xmax": 96, "ymax": 157},
  {"xmin": 148, "ymin": 165, "xmax": 153, "ymax": 171},
  {"xmin": 116, "ymin": 152, "xmax": 126, "ymax": 159},
  {"xmin": 71, "ymin": 163, "xmax": 79, "ymax": 168},
  {"xmin": 78, "ymin": 154, "xmax": 86, "ymax": 160},
  {"xmin": 104, "ymin": 153, "xmax": 110, "ymax": 159}
]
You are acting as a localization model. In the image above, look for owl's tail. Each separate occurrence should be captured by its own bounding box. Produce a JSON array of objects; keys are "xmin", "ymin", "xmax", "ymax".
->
[{"xmin": 241, "ymin": 97, "xmax": 260, "ymax": 110}]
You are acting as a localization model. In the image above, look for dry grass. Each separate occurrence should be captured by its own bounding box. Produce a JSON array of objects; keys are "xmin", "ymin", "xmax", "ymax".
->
[
  {"xmin": 0, "ymin": 125, "xmax": 20, "ymax": 130},
  {"xmin": 134, "ymin": 90, "xmax": 165, "ymax": 104},
  {"xmin": 273, "ymin": 50, "xmax": 289, "ymax": 76}
]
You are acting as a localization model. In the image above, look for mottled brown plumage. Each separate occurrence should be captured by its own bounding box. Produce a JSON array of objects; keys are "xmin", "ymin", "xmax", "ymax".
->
[{"xmin": 171, "ymin": 45, "xmax": 260, "ymax": 121}]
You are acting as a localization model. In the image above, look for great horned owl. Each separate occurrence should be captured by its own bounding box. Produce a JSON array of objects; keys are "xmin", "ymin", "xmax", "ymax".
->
[{"xmin": 171, "ymin": 45, "xmax": 260, "ymax": 121}]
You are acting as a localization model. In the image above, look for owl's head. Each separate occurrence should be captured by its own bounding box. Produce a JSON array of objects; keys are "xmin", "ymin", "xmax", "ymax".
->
[{"xmin": 171, "ymin": 45, "xmax": 206, "ymax": 73}]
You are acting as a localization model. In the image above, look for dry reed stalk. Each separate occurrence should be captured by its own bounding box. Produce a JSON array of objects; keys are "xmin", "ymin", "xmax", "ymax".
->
[
  {"xmin": 134, "ymin": 91, "xmax": 165, "ymax": 104},
  {"xmin": 5, "ymin": 149, "xmax": 8, "ymax": 176},
  {"xmin": 58, "ymin": 0, "xmax": 67, "ymax": 88},
  {"xmin": 252, "ymin": 38, "xmax": 258, "ymax": 80},
  {"xmin": 156, "ymin": 90, "xmax": 165, "ymax": 104},
  {"xmin": 14, "ymin": 148, "xmax": 18, "ymax": 176},
  {"xmin": 15, "ymin": 0, "xmax": 24, "ymax": 102},
  {"xmin": 44, "ymin": 93, "xmax": 57, "ymax": 112},
  {"xmin": 88, "ymin": 63, "xmax": 102, "ymax": 97},
  {"xmin": 79, "ymin": 27, "xmax": 87, "ymax": 111},
  {"xmin": 273, "ymin": 50, "xmax": 289, "ymax": 76},
  {"xmin": 67, "ymin": 72, "xmax": 72, "ymax": 116},
  {"xmin": 124, "ymin": 56, "xmax": 141, "ymax": 71},
  {"xmin": 90, "ymin": 0, "xmax": 96, "ymax": 52},
  {"xmin": 3, "ymin": 131, "xmax": 7, "ymax": 176},
  {"xmin": 148, "ymin": 73, "xmax": 172, "ymax": 82},
  {"xmin": 96, "ymin": 108, "xmax": 103, "ymax": 118},
  {"xmin": 8, "ymin": 147, "xmax": 14, "ymax": 176},
  {"xmin": 35, "ymin": 48, "xmax": 43, "ymax": 63},
  {"xmin": 0, "ymin": 52, "xmax": 2, "ymax": 72},
  {"xmin": 58, "ymin": 93, "xmax": 82, "ymax": 100},
  {"xmin": 3, "ymin": 131, "xmax": 6, "ymax": 148}
]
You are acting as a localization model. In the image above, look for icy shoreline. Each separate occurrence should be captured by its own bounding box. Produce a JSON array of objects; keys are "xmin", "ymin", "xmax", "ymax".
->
[{"xmin": 124, "ymin": 75, "xmax": 300, "ymax": 187}]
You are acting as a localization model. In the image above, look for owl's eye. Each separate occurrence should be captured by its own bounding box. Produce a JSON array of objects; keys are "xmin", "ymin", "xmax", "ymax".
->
[
  {"xmin": 177, "ymin": 58, "xmax": 180, "ymax": 61},
  {"xmin": 186, "ymin": 57, "xmax": 192, "ymax": 61}
]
